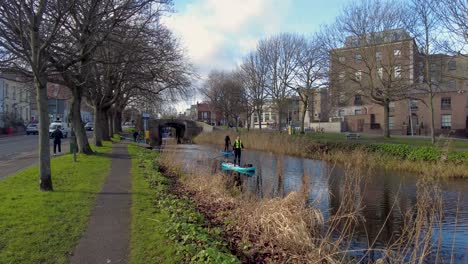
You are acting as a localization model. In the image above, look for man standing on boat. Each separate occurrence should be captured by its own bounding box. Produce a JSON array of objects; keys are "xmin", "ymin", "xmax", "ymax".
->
[
  {"xmin": 224, "ymin": 135, "xmax": 231, "ymax": 151},
  {"xmin": 232, "ymin": 136, "xmax": 244, "ymax": 166}
]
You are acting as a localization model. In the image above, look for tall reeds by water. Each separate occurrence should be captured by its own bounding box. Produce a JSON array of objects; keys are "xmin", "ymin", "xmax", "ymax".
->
[
  {"xmin": 156, "ymin": 147, "xmax": 457, "ymax": 263},
  {"xmin": 195, "ymin": 131, "xmax": 468, "ymax": 178}
]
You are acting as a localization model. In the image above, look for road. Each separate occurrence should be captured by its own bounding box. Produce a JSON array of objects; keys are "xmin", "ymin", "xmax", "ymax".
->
[{"xmin": 0, "ymin": 133, "xmax": 91, "ymax": 179}]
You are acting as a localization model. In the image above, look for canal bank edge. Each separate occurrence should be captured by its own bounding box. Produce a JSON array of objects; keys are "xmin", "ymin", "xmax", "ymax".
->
[{"xmin": 194, "ymin": 131, "xmax": 468, "ymax": 178}]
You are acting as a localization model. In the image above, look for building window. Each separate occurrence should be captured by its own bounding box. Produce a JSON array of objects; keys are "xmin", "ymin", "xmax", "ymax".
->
[
  {"xmin": 338, "ymin": 109, "xmax": 345, "ymax": 117},
  {"xmin": 254, "ymin": 115, "xmax": 258, "ymax": 123},
  {"xmin": 355, "ymin": 71, "xmax": 362, "ymax": 81},
  {"xmin": 354, "ymin": 109, "xmax": 362, "ymax": 115},
  {"xmin": 394, "ymin": 66, "xmax": 402, "ymax": 78},
  {"xmin": 393, "ymin": 49, "xmax": 401, "ymax": 57},
  {"xmin": 389, "ymin": 116, "xmax": 395, "ymax": 129},
  {"xmin": 265, "ymin": 112, "xmax": 270, "ymax": 121},
  {"xmin": 378, "ymin": 67, "xmax": 383, "ymax": 79},
  {"xmin": 441, "ymin": 97, "xmax": 451, "ymax": 110},
  {"xmin": 410, "ymin": 100, "xmax": 418, "ymax": 111},
  {"xmin": 354, "ymin": 95, "xmax": 362, "ymax": 105},
  {"xmin": 339, "ymin": 56, "xmax": 345, "ymax": 63},
  {"xmin": 441, "ymin": 114, "xmax": 451, "ymax": 129},
  {"xmin": 389, "ymin": 102, "xmax": 395, "ymax": 113},
  {"xmin": 447, "ymin": 80, "xmax": 456, "ymax": 90},
  {"xmin": 355, "ymin": 53, "xmax": 362, "ymax": 63},
  {"xmin": 376, "ymin": 51, "xmax": 382, "ymax": 61},
  {"xmin": 448, "ymin": 60, "xmax": 456, "ymax": 71}
]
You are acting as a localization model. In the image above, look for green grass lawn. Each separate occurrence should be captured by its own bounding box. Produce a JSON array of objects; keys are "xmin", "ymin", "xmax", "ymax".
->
[
  {"xmin": 0, "ymin": 142, "xmax": 113, "ymax": 264},
  {"xmin": 128, "ymin": 144, "xmax": 239, "ymax": 264},
  {"xmin": 303, "ymin": 132, "xmax": 468, "ymax": 149}
]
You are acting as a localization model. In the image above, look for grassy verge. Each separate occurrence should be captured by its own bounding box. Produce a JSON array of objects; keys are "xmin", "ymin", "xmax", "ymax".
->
[
  {"xmin": 195, "ymin": 131, "xmax": 468, "ymax": 178},
  {"xmin": 0, "ymin": 142, "xmax": 113, "ymax": 263},
  {"xmin": 158, "ymin": 149, "xmax": 450, "ymax": 263},
  {"xmin": 128, "ymin": 144, "xmax": 239, "ymax": 264}
]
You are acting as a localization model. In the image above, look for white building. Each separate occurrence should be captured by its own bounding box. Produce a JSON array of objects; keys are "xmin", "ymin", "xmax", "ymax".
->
[{"xmin": 0, "ymin": 74, "xmax": 32, "ymax": 128}]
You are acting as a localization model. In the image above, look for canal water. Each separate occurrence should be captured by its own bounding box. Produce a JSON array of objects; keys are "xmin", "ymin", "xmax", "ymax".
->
[{"xmin": 161, "ymin": 144, "xmax": 467, "ymax": 263}]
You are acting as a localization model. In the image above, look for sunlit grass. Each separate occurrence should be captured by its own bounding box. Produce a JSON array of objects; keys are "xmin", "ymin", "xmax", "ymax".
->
[{"xmin": 0, "ymin": 142, "xmax": 113, "ymax": 263}]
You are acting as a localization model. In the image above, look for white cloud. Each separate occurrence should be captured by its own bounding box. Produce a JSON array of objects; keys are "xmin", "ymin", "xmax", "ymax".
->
[{"xmin": 163, "ymin": 0, "xmax": 292, "ymax": 76}]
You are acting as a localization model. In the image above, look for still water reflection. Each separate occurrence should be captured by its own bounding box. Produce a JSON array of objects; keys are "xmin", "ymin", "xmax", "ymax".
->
[{"xmin": 161, "ymin": 144, "xmax": 467, "ymax": 262}]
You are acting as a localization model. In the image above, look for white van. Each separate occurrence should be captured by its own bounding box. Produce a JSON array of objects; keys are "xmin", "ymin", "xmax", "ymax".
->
[{"xmin": 49, "ymin": 122, "xmax": 70, "ymax": 138}]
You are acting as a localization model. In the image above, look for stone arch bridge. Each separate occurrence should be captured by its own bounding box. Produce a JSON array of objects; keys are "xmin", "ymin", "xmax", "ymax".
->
[{"xmin": 149, "ymin": 119, "xmax": 213, "ymax": 146}]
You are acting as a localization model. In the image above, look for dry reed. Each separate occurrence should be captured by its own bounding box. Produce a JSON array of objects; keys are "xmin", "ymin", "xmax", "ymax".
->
[{"xmin": 155, "ymin": 143, "xmax": 458, "ymax": 263}]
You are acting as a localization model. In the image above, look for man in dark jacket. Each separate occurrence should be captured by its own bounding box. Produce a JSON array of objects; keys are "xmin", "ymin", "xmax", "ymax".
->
[
  {"xmin": 51, "ymin": 126, "xmax": 63, "ymax": 156},
  {"xmin": 232, "ymin": 136, "xmax": 244, "ymax": 166},
  {"xmin": 224, "ymin": 135, "xmax": 231, "ymax": 151}
]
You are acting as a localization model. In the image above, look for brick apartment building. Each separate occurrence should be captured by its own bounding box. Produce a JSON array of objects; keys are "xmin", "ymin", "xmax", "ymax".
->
[{"xmin": 330, "ymin": 29, "xmax": 468, "ymax": 137}]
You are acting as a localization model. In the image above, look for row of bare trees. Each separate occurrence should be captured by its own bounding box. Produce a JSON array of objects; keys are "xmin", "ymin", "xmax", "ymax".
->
[
  {"xmin": 203, "ymin": 0, "xmax": 465, "ymax": 140},
  {"xmin": 0, "ymin": 0, "xmax": 192, "ymax": 191},
  {"xmin": 202, "ymin": 33, "xmax": 328, "ymax": 133}
]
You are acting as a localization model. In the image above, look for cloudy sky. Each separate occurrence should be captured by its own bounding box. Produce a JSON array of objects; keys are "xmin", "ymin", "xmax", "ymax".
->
[{"xmin": 163, "ymin": 0, "xmax": 350, "ymax": 109}]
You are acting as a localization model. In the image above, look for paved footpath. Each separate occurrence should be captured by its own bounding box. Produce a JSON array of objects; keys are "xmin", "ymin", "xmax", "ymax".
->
[{"xmin": 71, "ymin": 143, "xmax": 131, "ymax": 264}]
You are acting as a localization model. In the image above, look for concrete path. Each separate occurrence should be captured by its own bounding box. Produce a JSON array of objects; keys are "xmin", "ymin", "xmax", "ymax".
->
[{"xmin": 70, "ymin": 143, "xmax": 131, "ymax": 264}]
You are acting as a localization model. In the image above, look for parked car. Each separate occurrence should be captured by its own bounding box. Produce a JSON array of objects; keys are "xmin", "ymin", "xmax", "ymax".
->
[
  {"xmin": 26, "ymin": 123, "xmax": 39, "ymax": 135},
  {"xmin": 84, "ymin": 122, "xmax": 94, "ymax": 131},
  {"xmin": 49, "ymin": 122, "xmax": 70, "ymax": 138}
]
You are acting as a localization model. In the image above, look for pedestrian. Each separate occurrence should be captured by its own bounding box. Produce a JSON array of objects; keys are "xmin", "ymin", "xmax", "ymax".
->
[
  {"xmin": 133, "ymin": 130, "xmax": 138, "ymax": 142},
  {"xmin": 224, "ymin": 135, "xmax": 231, "ymax": 151},
  {"xmin": 51, "ymin": 125, "xmax": 63, "ymax": 156},
  {"xmin": 232, "ymin": 135, "xmax": 244, "ymax": 166}
]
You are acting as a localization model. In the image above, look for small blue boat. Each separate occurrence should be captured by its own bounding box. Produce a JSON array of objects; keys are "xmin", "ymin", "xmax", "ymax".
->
[
  {"xmin": 220, "ymin": 150, "xmax": 234, "ymax": 156},
  {"xmin": 221, "ymin": 162, "xmax": 256, "ymax": 174}
]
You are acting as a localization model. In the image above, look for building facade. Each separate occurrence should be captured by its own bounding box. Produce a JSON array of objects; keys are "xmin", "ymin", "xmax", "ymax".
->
[
  {"xmin": 329, "ymin": 29, "xmax": 468, "ymax": 137},
  {"xmin": 0, "ymin": 73, "xmax": 32, "ymax": 128}
]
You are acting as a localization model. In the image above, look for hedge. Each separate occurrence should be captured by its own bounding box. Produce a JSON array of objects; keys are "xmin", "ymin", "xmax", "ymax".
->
[{"xmin": 307, "ymin": 141, "xmax": 468, "ymax": 163}]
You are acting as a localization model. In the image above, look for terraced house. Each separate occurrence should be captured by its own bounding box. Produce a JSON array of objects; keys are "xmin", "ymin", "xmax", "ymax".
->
[
  {"xmin": 0, "ymin": 73, "xmax": 32, "ymax": 130},
  {"xmin": 330, "ymin": 29, "xmax": 468, "ymax": 137}
]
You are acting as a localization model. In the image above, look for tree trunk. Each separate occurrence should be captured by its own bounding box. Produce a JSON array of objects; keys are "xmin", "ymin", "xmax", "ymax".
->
[
  {"xmin": 107, "ymin": 110, "xmax": 114, "ymax": 140},
  {"xmin": 430, "ymin": 94, "xmax": 435, "ymax": 144},
  {"xmin": 278, "ymin": 110, "xmax": 283, "ymax": 132},
  {"xmin": 36, "ymin": 79, "xmax": 53, "ymax": 191},
  {"xmin": 114, "ymin": 110, "xmax": 122, "ymax": 132},
  {"xmin": 69, "ymin": 88, "xmax": 93, "ymax": 154},
  {"xmin": 383, "ymin": 101, "xmax": 390, "ymax": 138},
  {"xmin": 300, "ymin": 97, "xmax": 308, "ymax": 134},
  {"xmin": 256, "ymin": 109, "xmax": 262, "ymax": 130},
  {"xmin": 93, "ymin": 107, "xmax": 103, "ymax": 146}
]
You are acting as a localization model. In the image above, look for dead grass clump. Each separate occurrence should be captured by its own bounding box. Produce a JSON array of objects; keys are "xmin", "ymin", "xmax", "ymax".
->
[{"xmin": 231, "ymin": 191, "xmax": 325, "ymax": 260}]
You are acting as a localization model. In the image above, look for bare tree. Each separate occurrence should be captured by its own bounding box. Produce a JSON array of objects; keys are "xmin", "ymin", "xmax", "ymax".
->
[
  {"xmin": 0, "ymin": 0, "xmax": 71, "ymax": 191},
  {"xmin": 201, "ymin": 70, "xmax": 245, "ymax": 129},
  {"xmin": 406, "ymin": 0, "xmax": 441, "ymax": 143},
  {"xmin": 293, "ymin": 35, "xmax": 328, "ymax": 133},
  {"xmin": 49, "ymin": 0, "xmax": 172, "ymax": 151},
  {"xmin": 239, "ymin": 51, "xmax": 268, "ymax": 130},
  {"xmin": 258, "ymin": 33, "xmax": 302, "ymax": 131},
  {"xmin": 433, "ymin": 0, "xmax": 467, "ymax": 55},
  {"xmin": 325, "ymin": 0, "xmax": 414, "ymax": 138}
]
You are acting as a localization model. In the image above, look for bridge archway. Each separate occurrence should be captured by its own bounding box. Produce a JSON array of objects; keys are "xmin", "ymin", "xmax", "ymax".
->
[{"xmin": 149, "ymin": 119, "xmax": 210, "ymax": 146}]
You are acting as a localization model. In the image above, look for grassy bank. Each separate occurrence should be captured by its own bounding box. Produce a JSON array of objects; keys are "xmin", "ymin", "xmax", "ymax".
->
[
  {"xmin": 128, "ymin": 144, "xmax": 239, "ymax": 263},
  {"xmin": 0, "ymin": 142, "xmax": 113, "ymax": 263},
  {"xmin": 195, "ymin": 131, "xmax": 468, "ymax": 178},
  {"xmin": 158, "ymin": 148, "xmax": 452, "ymax": 263}
]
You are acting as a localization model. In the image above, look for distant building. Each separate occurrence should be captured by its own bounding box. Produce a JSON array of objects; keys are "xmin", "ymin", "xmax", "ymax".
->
[
  {"xmin": 300, "ymin": 88, "xmax": 330, "ymax": 128},
  {"xmin": 250, "ymin": 97, "xmax": 301, "ymax": 129},
  {"xmin": 0, "ymin": 73, "xmax": 32, "ymax": 128},
  {"xmin": 329, "ymin": 29, "xmax": 468, "ymax": 136},
  {"xmin": 196, "ymin": 102, "xmax": 213, "ymax": 124}
]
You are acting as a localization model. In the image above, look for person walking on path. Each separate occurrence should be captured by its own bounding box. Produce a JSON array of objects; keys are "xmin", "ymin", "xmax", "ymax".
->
[
  {"xmin": 133, "ymin": 130, "xmax": 139, "ymax": 142},
  {"xmin": 51, "ymin": 126, "xmax": 63, "ymax": 156},
  {"xmin": 232, "ymin": 136, "xmax": 244, "ymax": 166},
  {"xmin": 224, "ymin": 135, "xmax": 231, "ymax": 151}
]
